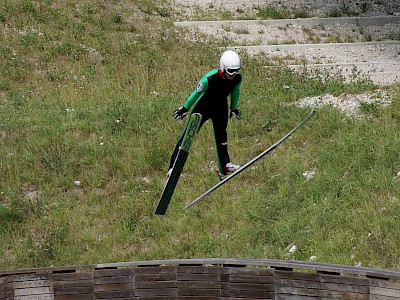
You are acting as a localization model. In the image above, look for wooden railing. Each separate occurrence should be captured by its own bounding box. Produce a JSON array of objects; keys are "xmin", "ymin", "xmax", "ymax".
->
[{"xmin": 1, "ymin": 258, "xmax": 400, "ymax": 299}]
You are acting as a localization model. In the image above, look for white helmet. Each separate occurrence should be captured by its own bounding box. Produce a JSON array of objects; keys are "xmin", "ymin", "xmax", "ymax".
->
[{"xmin": 220, "ymin": 50, "xmax": 241, "ymax": 75}]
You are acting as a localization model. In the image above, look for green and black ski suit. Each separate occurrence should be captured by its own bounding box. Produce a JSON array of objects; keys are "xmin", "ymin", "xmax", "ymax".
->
[{"xmin": 169, "ymin": 68, "xmax": 242, "ymax": 174}]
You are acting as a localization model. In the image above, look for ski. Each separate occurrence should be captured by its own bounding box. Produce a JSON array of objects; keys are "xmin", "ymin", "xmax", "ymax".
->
[
  {"xmin": 183, "ymin": 108, "xmax": 317, "ymax": 210},
  {"xmin": 155, "ymin": 113, "xmax": 202, "ymax": 215}
]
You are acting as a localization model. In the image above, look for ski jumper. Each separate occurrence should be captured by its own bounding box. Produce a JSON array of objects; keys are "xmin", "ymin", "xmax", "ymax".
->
[{"xmin": 169, "ymin": 69, "xmax": 242, "ymax": 174}]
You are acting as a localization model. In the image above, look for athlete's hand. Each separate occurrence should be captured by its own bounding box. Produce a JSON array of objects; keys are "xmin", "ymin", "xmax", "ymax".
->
[
  {"xmin": 230, "ymin": 108, "xmax": 241, "ymax": 120},
  {"xmin": 173, "ymin": 106, "xmax": 188, "ymax": 120}
]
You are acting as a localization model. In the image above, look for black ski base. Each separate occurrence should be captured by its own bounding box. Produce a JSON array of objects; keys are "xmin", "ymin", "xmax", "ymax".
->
[
  {"xmin": 154, "ymin": 113, "xmax": 202, "ymax": 215},
  {"xmin": 155, "ymin": 151, "xmax": 188, "ymax": 215}
]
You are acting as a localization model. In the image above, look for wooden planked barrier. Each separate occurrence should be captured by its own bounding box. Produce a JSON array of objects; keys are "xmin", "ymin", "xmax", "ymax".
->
[{"xmin": 1, "ymin": 258, "xmax": 400, "ymax": 299}]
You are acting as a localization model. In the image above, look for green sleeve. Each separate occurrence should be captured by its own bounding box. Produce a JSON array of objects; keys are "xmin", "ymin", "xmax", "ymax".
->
[
  {"xmin": 230, "ymin": 75, "xmax": 242, "ymax": 110},
  {"xmin": 183, "ymin": 75, "xmax": 209, "ymax": 109}
]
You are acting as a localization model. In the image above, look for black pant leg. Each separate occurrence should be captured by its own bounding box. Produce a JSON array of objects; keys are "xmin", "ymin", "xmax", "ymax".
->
[{"xmin": 211, "ymin": 107, "xmax": 230, "ymax": 173}]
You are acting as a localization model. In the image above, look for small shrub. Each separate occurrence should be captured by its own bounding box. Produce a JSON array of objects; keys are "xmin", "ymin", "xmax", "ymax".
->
[
  {"xmin": 0, "ymin": 10, "xmax": 5, "ymax": 23},
  {"xmin": 222, "ymin": 25, "xmax": 232, "ymax": 32},
  {"xmin": 155, "ymin": 6, "xmax": 170, "ymax": 18},
  {"xmin": 0, "ymin": 79, "xmax": 10, "ymax": 91},
  {"xmin": 326, "ymin": 34, "xmax": 342, "ymax": 43},
  {"xmin": 359, "ymin": 101, "xmax": 380, "ymax": 115},
  {"xmin": 292, "ymin": 10, "xmax": 309, "ymax": 18},
  {"xmin": 327, "ymin": 8, "xmax": 342, "ymax": 18},
  {"xmin": 256, "ymin": 6, "xmax": 289, "ymax": 20},
  {"xmin": 45, "ymin": 67, "xmax": 66, "ymax": 82},
  {"xmin": 21, "ymin": 0, "xmax": 36, "ymax": 14},
  {"xmin": 234, "ymin": 27, "xmax": 250, "ymax": 34},
  {"xmin": 9, "ymin": 89, "xmax": 28, "ymax": 106},
  {"xmin": 111, "ymin": 11, "xmax": 123, "ymax": 24},
  {"xmin": 83, "ymin": 3, "xmax": 95, "ymax": 15},
  {"xmin": 360, "ymin": 1, "xmax": 370, "ymax": 14},
  {"xmin": 0, "ymin": 206, "xmax": 24, "ymax": 232}
]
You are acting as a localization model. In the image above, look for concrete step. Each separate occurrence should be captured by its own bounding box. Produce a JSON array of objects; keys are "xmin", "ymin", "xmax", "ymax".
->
[
  {"xmin": 228, "ymin": 40, "xmax": 400, "ymax": 51},
  {"xmin": 176, "ymin": 16, "xmax": 400, "ymax": 46},
  {"xmin": 229, "ymin": 41, "xmax": 400, "ymax": 85},
  {"xmin": 175, "ymin": 16, "xmax": 400, "ymax": 27},
  {"xmin": 174, "ymin": 17, "xmax": 400, "ymax": 85}
]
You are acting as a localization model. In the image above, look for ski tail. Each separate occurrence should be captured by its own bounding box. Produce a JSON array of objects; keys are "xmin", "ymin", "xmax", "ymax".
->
[
  {"xmin": 155, "ymin": 151, "xmax": 189, "ymax": 215},
  {"xmin": 155, "ymin": 113, "xmax": 202, "ymax": 215},
  {"xmin": 183, "ymin": 107, "xmax": 316, "ymax": 210}
]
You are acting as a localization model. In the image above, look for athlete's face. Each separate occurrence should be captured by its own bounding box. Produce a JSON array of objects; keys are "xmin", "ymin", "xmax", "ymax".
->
[
  {"xmin": 225, "ymin": 68, "xmax": 240, "ymax": 80},
  {"xmin": 225, "ymin": 73, "xmax": 236, "ymax": 80}
]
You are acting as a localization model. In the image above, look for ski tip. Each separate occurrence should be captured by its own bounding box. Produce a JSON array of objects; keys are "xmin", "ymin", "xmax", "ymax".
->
[{"xmin": 155, "ymin": 202, "xmax": 168, "ymax": 215}]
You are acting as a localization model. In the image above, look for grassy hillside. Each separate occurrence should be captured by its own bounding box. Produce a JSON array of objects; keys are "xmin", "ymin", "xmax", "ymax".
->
[{"xmin": 1, "ymin": 0, "xmax": 400, "ymax": 271}]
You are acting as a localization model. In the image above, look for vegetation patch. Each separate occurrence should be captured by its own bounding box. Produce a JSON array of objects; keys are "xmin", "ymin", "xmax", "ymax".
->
[{"xmin": 0, "ymin": 0, "xmax": 399, "ymax": 272}]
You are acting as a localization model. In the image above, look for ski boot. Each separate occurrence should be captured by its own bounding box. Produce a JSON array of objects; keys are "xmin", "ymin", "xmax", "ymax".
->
[{"xmin": 218, "ymin": 162, "xmax": 240, "ymax": 180}]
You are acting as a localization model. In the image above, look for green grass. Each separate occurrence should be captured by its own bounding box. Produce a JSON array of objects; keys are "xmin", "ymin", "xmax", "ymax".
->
[
  {"xmin": 1, "ymin": 0, "xmax": 400, "ymax": 272},
  {"xmin": 256, "ymin": 6, "xmax": 309, "ymax": 20}
]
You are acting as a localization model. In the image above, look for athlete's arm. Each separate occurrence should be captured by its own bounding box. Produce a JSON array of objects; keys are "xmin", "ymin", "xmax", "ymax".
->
[
  {"xmin": 183, "ymin": 76, "xmax": 208, "ymax": 109},
  {"xmin": 230, "ymin": 75, "xmax": 242, "ymax": 110}
]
